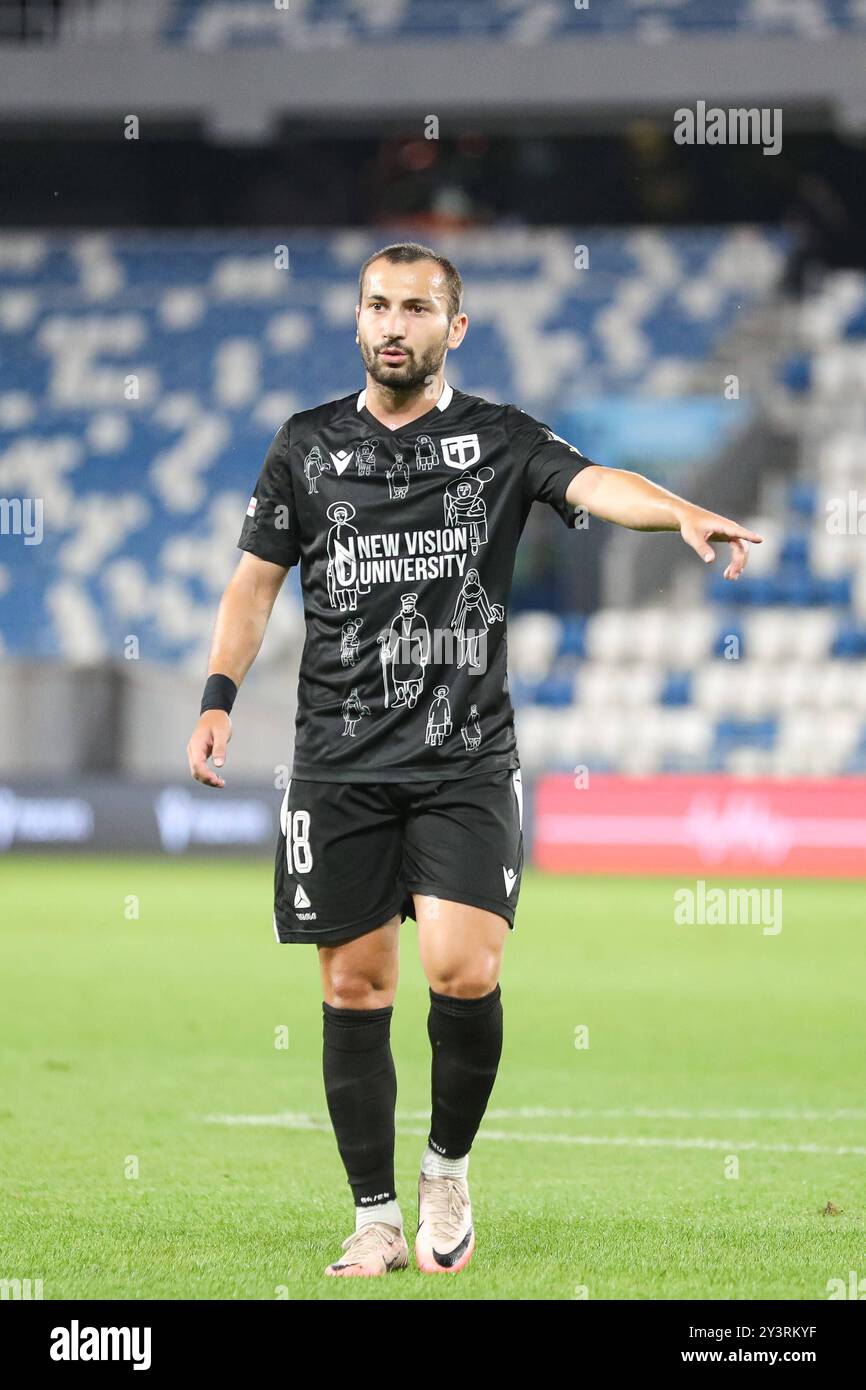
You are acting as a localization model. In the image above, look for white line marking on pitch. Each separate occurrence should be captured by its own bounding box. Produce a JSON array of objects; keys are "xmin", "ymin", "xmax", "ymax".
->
[
  {"xmin": 203, "ymin": 1113, "xmax": 866, "ymax": 1157},
  {"xmin": 207, "ymin": 1105, "xmax": 866, "ymax": 1124},
  {"xmin": 445, "ymin": 1107, "xmax": 866, "ymax": 1122}
]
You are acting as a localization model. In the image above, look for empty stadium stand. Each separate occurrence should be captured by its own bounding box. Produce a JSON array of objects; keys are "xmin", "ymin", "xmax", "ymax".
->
[
  {"xmin": 4, "ymin": 225, "xmax": 864, "ymax": 774},
  {"xmin": 5, "ymin": 0, "xmax": 865, "ymax": 47},
  {"xmin": 166, "ymin": 0, "xmax": 866, "ymax": 48}
]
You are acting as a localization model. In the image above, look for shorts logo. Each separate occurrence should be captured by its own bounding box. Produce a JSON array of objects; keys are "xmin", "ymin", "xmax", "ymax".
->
[
  {"xmin": 246, "ymin": 496, "xmax": 257, "ymax": 517},
  {"xmin": 502, "ymin": 865, "xmax": 518, "ymax": 896},
  {"xmin": 293, "ymin": 881, "xmax": 316, "ymax": 920},
  {"xmin": 442, "ymin": 434, "xmax": 481, "ymax": 470}
]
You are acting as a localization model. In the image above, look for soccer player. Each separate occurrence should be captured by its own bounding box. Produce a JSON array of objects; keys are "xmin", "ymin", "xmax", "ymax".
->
[{"xmin": 186, "ymin": 242, "xmax": 761, "ymax": 1277}]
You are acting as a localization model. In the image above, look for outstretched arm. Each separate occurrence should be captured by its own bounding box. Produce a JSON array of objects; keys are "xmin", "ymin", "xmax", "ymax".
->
[
  {"xmin": 566, "ymin": 465, "xmax": 763, "ymax": 581},
  {"xmin": 186, "ymin": 550, "xmax": 289, "ymax": 788}
]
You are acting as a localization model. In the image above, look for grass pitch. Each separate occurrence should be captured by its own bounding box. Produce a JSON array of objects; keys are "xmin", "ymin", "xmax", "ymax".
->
[{"xmin": 1, "ymin": 856, "xmax": 863, "ymax": 1300}]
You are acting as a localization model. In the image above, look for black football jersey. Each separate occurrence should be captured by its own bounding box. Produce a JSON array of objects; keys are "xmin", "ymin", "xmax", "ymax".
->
[{"xmin": 237, "ymin": 382, "xmax": 594, "ymax": 782}]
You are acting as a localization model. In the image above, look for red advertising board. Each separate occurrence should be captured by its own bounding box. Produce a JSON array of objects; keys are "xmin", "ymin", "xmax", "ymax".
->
[{"xmin": 534, "ymin": 775, "xmax": 866, "ymax": 878}]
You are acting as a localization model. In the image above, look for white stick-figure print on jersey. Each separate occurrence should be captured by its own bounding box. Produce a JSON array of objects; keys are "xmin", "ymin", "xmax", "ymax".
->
[
  {"xmin": 304, "ymin": 444, "xmax": 327, "ymax": 493},
  {"xmin": 340, "ymin": 617, "xmax": 363, "ymax": 666},
  {"xmin": 237, "ymin": 385, "xmax": 595, "ymax": 783},
  {"xmin": 415, "ymin": 434, "xmax": 438, "ymax": 471},
  {"xmin": 443, "ymin": 466, "xmax": 494, "ymax": 556},
  {"xmin": 450, "ymin": 568, "xmax": 504, "ymax": 669},
  {"xmin": 386, "ymin": 454, "xmax": 410, "ymax": 499},
  {"xmin": 356, "ymin": 437, "xmax": 379, "ymax": 476},
  {"xmin": 461, "ymin": 704, "xmax": 482, "ymax": 751},
  {"xmin": 377, "ymin": 592, "xmax": 431, "ymax": 710},
  {"xmin": 341, "ymin": 687, "xmax": 371, "ymax": 736},
  {"xmin": 326, "ymin": 501, "xmax": 370, "ymax": 612},
  {"xmin": 426, "ymin": 685, "xmax": 452, "ymax": 746}
]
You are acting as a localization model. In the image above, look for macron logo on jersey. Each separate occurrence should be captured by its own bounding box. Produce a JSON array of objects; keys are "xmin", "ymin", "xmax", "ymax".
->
[
  {"xmin": 502, "ymin": 866, "xmax": 518, "ymax": 896},
  {"xmin": 329, "ymin": 449, "xmax": 355, "ymax": 476},
  {"xmin": 246, "ymin": 497, "xmax": 257, "ymax": 517}
]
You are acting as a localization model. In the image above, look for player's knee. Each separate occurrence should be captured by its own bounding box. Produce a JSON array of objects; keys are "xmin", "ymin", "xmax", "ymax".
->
[
  {"xmin": 427, "ymin": 963, "xmax": 500, "ymax": 999},
  {"xmin": 324, "ymin": 973, "xmax": 394, "ymax": 1009},
  {"xmin": 322, "ymin": 945, "xmax": 398, "ymax": 1007}
]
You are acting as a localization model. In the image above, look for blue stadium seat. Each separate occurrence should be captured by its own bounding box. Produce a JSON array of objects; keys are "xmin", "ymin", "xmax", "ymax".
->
[
  {"xmin": 556, "ymin": 614, "xmax": 586, "ymax": 660},
  {"xmin": 787, "ymin": 482, "xmax": 817, "ymax": 519},
  {"xmin": 533, "ymin": 675, "xmax": 576, "ymax": 708},
  {"xmin": 778, "ymin": 535, "xmax": 810, "ymax": 568},
  {"xmin": 714, "ymin": 718, "xmax": 778, "ymax": 751},
  {"xmin": 781, "ymin": 355, "xmax": 812, "ymax": 394},
  {"xmin": 712, "ymin": 623, "xmax": 745, "ymax": 659},
  {"xmin": 844, "ymin": 304, "xmax": 866, "ymax": 338},
  {"xmin": 832, "ymin": 622, "xmax": 866, "ymax": 658},
  {"xmin": 660, "ymin": 672, "xmax": 692, "ymax": 707}
]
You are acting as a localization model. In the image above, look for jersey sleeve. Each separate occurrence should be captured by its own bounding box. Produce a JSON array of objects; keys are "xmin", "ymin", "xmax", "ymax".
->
[
  {"xmin": 236, "ymin": 420, "xmax": 301, "ymax": 568},
  {"xmin": 506, "ymin": 404, "xmax": 596, "ymax": 528}
]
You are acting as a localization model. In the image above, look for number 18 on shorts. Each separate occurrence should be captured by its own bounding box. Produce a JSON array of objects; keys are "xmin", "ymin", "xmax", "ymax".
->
[{"xmin": 272, "ymin": 768, "xmax": 525, "ymax": 946}]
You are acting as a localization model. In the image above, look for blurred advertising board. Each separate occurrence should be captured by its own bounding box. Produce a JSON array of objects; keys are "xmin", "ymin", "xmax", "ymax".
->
[
  {"xmin": 534, "ymin": 775, "xmax": 866, "ymax": 878},
  {"xmin": 0, "ymin": 780, "xmax": 278, "ymax": 855}
]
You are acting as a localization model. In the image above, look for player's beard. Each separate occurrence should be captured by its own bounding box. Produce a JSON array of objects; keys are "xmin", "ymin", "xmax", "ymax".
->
[{"xmin": 359, "ymin": 330, "xmax": 449, "ymax": 395}]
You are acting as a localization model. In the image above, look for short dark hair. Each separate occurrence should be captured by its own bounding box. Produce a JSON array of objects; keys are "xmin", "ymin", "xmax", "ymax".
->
[{"xmin": 357, "ymin": 242, "xmax": 464, "ymax": 321}]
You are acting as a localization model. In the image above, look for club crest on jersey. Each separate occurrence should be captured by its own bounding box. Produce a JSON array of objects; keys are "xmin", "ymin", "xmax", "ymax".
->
[
  {"xmin": 329, "ymin": 449, "xmax": 355, "ymax": 476},
  {"xmin": 441, "ymin": 433, "xmax": 481, "ymax": 470}
]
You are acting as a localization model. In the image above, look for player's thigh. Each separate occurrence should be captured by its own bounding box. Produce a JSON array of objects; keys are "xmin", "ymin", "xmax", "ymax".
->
[
  {"xmin": 413, "ymin": 894, "xmax": 508, "ymax": 998},
  {"xmin": 401, "ymin": 765, "xmax": 524, "ymax": 991},
  {"xmin": 274, "ymin": 778, "xmax": 405, "ymax": 946},
  {"xmin": 318, "ymin": 914, "xmax": 401, "ymax": 1008}
]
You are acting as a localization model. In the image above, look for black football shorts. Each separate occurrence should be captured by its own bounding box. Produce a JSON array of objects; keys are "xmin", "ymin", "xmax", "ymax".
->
[{"xmin": 272, "ymin": 765, "xmax": 525, "ymax": 944}]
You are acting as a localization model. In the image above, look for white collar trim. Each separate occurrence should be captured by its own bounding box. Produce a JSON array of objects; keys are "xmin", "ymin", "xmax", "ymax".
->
[{"xmin": 357, "ymin": 379, "xmax": 453, "ymax": 415}]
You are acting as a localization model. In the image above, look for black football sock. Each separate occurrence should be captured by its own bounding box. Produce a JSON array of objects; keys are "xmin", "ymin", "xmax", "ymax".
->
[
  {"xmin": 427, "ymin": 984, "xmax": 503, "ymax": 1160},
  {"xmin": 322, "ymin": 1001, "xmax": 397, "ymax": 1207}
]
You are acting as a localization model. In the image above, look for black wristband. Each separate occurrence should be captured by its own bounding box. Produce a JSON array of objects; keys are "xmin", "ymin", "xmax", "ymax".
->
[{"xmin": 200, "ymin": 673, "xmax": 237, "ymax": 716}]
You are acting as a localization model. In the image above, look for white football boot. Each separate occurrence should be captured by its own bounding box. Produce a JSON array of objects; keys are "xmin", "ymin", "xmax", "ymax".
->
[
  {"xmin": 324, "ymin": 1221, "xmax": 409, "ymax": 1277},
  {"xmin": 415, "ymin": 1173, "xmax": 475, "ymax": 1274}
]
